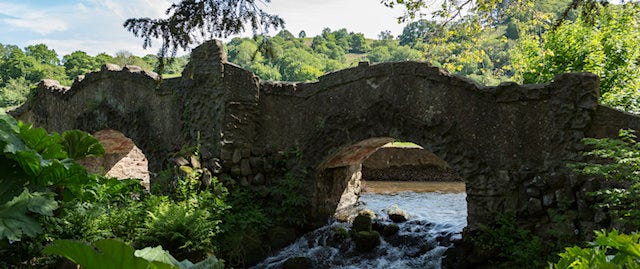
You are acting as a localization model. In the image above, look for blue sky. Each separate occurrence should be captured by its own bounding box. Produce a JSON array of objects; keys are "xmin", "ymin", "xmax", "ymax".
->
[{"xmin": 0, "ymin": 0, "xmax": 406, "ymax": 57}]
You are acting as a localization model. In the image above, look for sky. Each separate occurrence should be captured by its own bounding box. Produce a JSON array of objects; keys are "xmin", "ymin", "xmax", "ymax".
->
[{"xmin": 0, "ymin": 0, "xmax": 408, "ymax": 57}]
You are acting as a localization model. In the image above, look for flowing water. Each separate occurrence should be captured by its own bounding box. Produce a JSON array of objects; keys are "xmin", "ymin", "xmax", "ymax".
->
[{"xmin": 254, "ymin": 182, "xmax": 467, "ymax": 269}]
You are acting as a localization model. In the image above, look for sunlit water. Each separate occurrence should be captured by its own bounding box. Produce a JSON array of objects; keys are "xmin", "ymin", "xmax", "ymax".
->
[{"xmin": 254, "ymin": 182, "xmax": 467, "ymax": 269}]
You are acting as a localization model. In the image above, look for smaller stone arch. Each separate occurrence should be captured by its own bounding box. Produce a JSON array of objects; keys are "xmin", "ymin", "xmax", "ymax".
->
[
  {"xmin": 78, "ymin": 129, "xmax": 150, "ymax": 188},
  {"xmin": 73, "ymin": 102, "xmax": 168, "ymax": 181}
]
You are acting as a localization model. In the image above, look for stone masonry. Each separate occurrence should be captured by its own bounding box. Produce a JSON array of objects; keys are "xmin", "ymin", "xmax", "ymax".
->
[{"xmin": 10, "ymin": 40, "xmax": 640, "ymax": 266}]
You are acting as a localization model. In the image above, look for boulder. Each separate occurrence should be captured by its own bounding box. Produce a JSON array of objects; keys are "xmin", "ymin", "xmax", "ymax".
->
[
  {"xmin": 352, "ymin": 214, "xmax": 372, "ymax": 232},
  {"xmin": 353, "ymin": 231, "xmax": 381, "ymax": 252},
  {"xmin": 389, "ymin": 212, "xmax": 408, "ymax": 223},
  {"xmin": 382, "ymin": 224, "xmax": 400, "ymax": 236},
  {"xmin": 283, "ymin": 257, "xmax": 312, "ymax": 269}
]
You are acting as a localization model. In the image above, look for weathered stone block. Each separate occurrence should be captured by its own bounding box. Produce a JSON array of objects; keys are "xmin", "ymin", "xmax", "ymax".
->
[
  {"xmin": 528, "ymin": 198, "xmax": 543, "ymax": 215},
  {"xmin": 230, "ymin": 165, "xmax": 242, "ymax": 176},
  {"xmin": 232, "ymin": 148, "xmax": 242, "ymax": 164},
  {"xmin": 221, "ymin": 148, "xmax": 233, "ymax": 161},
  {"xmin": 526, "ymin": 187, "xmax": 541, "ymax": 198},
  {"xmin": 252, "ymin": 173, "xmax": 265, "ymax": 185},
  {"xmin": 240, "ymin": 159, "xmax": 252, "ymax": 176},
  {"xmin": 241, "ymin": 148, "xmax": 251, "ymax": 158},
  {"xmin": 542, "ymin": 192, "xmax": 555, "ymax": 207}
]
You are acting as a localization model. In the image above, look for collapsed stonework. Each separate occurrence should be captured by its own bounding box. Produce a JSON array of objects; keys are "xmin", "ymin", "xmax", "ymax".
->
[{"xmin": 10, "ymin": 39, "xmax": 640, "ymax": 266}]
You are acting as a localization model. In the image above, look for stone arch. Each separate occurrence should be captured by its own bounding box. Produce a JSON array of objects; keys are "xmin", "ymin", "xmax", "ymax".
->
[
  {"xmin": 307, "ymin": 104, "xmax": 496, "ymax": 230},
  {"xmin": 10, "ymin": 64, "xmax": 184, "ymax": 185},
  {"xmin": 79, "ymin": 129, "xmax": 150, "ymax": 188},
  {"xmin": 253, "ymin": 62, "xmax": 603, "ymax": 237},
  {"xmin": 74, "ymin": 104, "xmax": 165, "ymax": 181}
]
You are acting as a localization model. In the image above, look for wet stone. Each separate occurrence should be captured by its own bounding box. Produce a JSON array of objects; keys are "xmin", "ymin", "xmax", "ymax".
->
[{"xmin": 283, "ymin": 257, "xmax": 312, "ymax": 269}]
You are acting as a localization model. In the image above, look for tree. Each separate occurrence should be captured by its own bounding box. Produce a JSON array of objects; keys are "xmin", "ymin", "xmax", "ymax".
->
[
  {"xmin": 113, "ymin": 51, "xmax": 153, "ymax": 70},
  {"xmin": 390, "ymin": 45, "xmax": 423, "ymax": 61},
  {"xmin": 512, "ymin": 3, "xmax": 640, "ymax": 112},
  {"xmin": 571, "ymin": 129, "xmax": 640, "ymax": 227},
  {"xmin": 350, "ymin": 33, "xmax": 370, "ymax": 53},
  {"xmin": 25, "ymin": 44, "xmax": 59, "ymax": 66},
  {"xmin": 228, "ymin": 40, "xmax": 262, "ymax": 67},
  {"xmin": 368, "ymin": 46, "xmax": 392, "ymax": 62},
  {"xmin": 298, "ymin": 30, "xmax": 306, "ymax": 38},
  {"xmin": 381, "ymin": 0, "xmax": 621, "ymax": 25},
  {"xmin": 63, "ymin": 51, "xmax": 96, "ymax": 78},
  {"xmin": 124, "ymin": 0, "xmax": 284, "ymax": 72},
  {"xmin": 0, "ymin": 77, "xmax": 31, "ymax": 107},
  {"xmin": 276, "ymin": 30, "xmax": 295, "ymax": 40},
  {"xmin": 0, "ymin": 48, "xmax": 40, "ymax": 83},
  {"xmin": 94, "ymin": 53, "xmax": 114, "ymax": 67},
  {"xmin": 398, "ymin": 19, "xmax": 442, "ymax": 47},
  {"xmin": 332, "ymin": 28, "xmax": 351, "ymax": 51}
]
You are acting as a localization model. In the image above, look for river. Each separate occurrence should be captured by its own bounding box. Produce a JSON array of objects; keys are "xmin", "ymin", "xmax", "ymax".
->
[{"xmin": 253, "ymin": 181, "xmax": 467, "ymax": 269}]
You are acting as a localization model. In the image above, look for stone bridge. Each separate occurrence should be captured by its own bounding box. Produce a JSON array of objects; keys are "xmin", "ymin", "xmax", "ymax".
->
[{"xmin": 10, "ymin": 40, "xmax": 640, "ymax": 251}]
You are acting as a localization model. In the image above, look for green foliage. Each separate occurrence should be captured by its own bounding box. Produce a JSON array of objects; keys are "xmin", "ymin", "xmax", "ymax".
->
[
  {"xmin": 571, "ymin": 129, "xmax": 640, "ymax": 226},
  {"xmin": 474, "ymin": 212, "xmax": 545, "ymax": 268},
  {"xmin": 399, "ymin": 19, "xmax": 442, "ymax": 47},
  {"xmin": 0, "ymin": 77, "xmax": 32, "ymax": 108},
  {"xmin": 217, "ymin": 151, "xmax": 309, "ymax": 266},
  {"xmin": 61, "ymin": 130, "xmax": 106, "ymax": 160},
  {"xmin": 550, "ymin": 230, "xmax": 640, "ymax": 268},
  {"xmin": 63, "ymin": 51, "xmax": 98, "ymax": 78},
  {"xmin": 513, "ymin": 3, "xmax": 640, "ymax": 112},
  {"xmin": 25, "ymin": 44, "xmax": 60, "ymax": 66},
  {"xmin": 0, "ymin": 190, "xmax": 57, "ymax": 241},
  {"xmin": 0, "ymin": 109, "xmax": 103, "ymax": 241},
  {"xmin": 136, "ymin": 196, "xmax": 222, "ymax": 261},
  {"xmin": 43, "ymin": 239, "xmax": 224, "ymax": 269},
  {"xmin": 0, "ymin": 111, "xmax": 230, "ymax": 267}
]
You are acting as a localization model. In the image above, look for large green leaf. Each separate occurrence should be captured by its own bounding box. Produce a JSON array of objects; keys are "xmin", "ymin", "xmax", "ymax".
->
[
  {"xmin": 135, "ymin": 245, "xmax": 182, "ymax": 265},
  {"xmin": 44, "ymin": 239, "xmax": 176, "ymax": 269},
  {"xmin": 0, "ymin": 157, "xmax": 29, "ymax": 205},
  {"xmin": 18, "ymin": 122, "xmax": 67, "ymax": 160},
  {"xmin": 0, "ymin": 189, "xmax": 58, "ymax": 241},
  {"xmin": 0, "ymin": 108, "xmax": 25, "ymax": 154},
  {"xmin": 61, "ymin": 130, "xmax": 105, "ymax": 160},
  {"xmin": 134, "ymin": 245, "xmax": 224, "ymax": 269}
]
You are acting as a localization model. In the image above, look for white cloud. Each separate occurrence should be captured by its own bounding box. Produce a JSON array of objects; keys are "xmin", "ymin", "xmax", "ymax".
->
[
  {"xmin": 5, "ymin": 17, "xmax": 68, "ymax": 35},
  {"xmin": 0, "ymin": 3, "xmax": 69, "ymax": 35}
]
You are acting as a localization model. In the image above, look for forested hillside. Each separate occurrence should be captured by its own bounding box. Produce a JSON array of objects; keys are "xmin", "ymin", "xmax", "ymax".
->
[
  {"xmin": 1, "ymin": 0, "xmax": 638, "ymax": 112},
  {"xmin": 0, "ymin": 46, "xmax": 187, "ymax": 108}
]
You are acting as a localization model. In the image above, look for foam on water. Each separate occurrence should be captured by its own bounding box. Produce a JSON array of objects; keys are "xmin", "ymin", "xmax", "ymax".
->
[{"xmin": 254, "ymin": 191, "xmax": 467, "ymax": 269}]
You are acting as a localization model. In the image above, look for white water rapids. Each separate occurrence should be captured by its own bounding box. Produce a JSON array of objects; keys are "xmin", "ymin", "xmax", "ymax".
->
[{"xmin": 254, "ymin": 182, "xmax": 467, "ymax": 269}]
